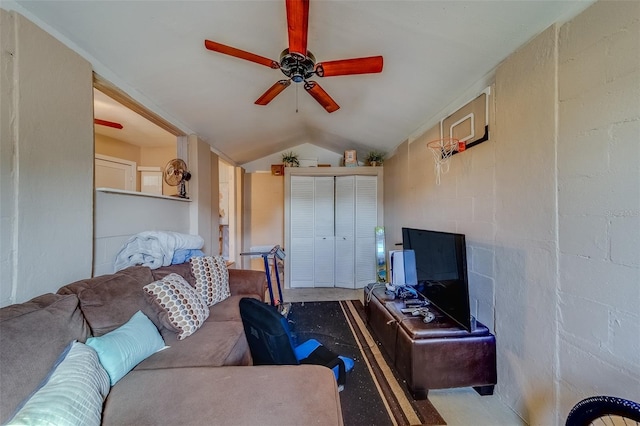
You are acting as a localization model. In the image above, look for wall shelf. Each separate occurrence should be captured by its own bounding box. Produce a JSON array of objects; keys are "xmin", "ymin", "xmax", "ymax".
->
[{"xmin": 96, "ymin": 187, "xmax": 191, "ymax": 202}]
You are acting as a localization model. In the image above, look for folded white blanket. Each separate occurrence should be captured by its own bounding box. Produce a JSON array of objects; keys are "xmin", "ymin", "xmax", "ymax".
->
[{"xmin": 114, "ymin": 231, "xmax": 204, "ymax": 272}]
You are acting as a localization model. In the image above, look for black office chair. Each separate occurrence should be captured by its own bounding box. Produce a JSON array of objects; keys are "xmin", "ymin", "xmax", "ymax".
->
[{"xmin": 239, "ymin": 297, "xmax": 354, "ymax": 390}]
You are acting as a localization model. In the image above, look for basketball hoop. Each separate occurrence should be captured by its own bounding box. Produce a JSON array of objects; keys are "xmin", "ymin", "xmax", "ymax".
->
[{"xmin": 427, "ymin": 137, "xmax": 461, "ymax": 185}]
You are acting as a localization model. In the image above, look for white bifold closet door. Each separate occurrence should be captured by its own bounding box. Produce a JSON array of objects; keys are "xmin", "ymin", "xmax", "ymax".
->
[
  {"xmin": 313, "ymin": 177, "xmax": 335, "ymax": 287},
  {"xmin": 353, "ymin": 176, "xmax": 377, "ymax": 288},
  {"xmin": 335, "ymin": 176, "xmax": 356, "ymax": 288},
  {"xmin": 289, "ymin": 176, "xmax": 315, "ymax": 288},
  {"xmin": 289, "ymin": 175, "xmax": 377, "ymax": 289}
]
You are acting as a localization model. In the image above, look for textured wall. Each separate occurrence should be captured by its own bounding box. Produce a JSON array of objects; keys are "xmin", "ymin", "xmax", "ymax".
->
[
  {"xmin": 0, "ymin": 10, "xmax": 94, "ymax": 305},
  {"xmin": 0, "ymin": 9, "xmax": 17, "ymax": 307},
  {"xmin": 556, "ymin": 0, "xmax": 640, "ymax": 416},
  {"xmin": 494, "ymin": 24, "xmax": 559, "ymax": 425},
  {"xmin": 93, "ymin": 191, "xmax": 191, "ymax": 276},
  {"xmin": 384, "ymin": 96, "xmax": 497, "ymax": 333},
  {"xmin": 382, "ymin": 1, "xmax": 639, "ymax": 423},
  {"xmin": 188, "ymin": 135, "xmax": 215, "ymax": 254},
  {"xmin": 245, "ymin": 172, "xmax": 285, "ymax": 271}
]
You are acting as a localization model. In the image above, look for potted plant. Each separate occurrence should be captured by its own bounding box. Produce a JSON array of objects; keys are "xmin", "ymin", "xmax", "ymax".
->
[
  {"xmin": 365, "ymin": 150, "xmax": 385, "ymax": 166},
  {"xmin": 281, "ymin": 151, "xmax": 300, "ymax": 167}
]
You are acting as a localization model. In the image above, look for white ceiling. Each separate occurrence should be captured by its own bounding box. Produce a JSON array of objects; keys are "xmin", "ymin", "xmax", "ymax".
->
[
  {"xmin": 93, "ymin": 89, "xmax": 176, "ymax": 148},
  {"xmin": 12, "ymin": 0, "xmax": 594, "ymax": 165}
]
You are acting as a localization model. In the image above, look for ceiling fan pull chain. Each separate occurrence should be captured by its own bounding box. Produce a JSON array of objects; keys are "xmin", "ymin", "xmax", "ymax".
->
[{"xmin": 296, "ymin": 83, "xmax": 299, "ymax": 113}]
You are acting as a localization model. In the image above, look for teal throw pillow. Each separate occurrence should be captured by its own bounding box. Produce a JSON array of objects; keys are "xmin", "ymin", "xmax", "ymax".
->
[{"xmin": 86, "ymin": 310, "xmax": 165, "ymax": 385}]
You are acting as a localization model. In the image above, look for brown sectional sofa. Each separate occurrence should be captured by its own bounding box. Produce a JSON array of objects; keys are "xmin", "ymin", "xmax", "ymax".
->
[{"xmin": 0, "ymin": 263, "xmax": 344, "ymax": 425}]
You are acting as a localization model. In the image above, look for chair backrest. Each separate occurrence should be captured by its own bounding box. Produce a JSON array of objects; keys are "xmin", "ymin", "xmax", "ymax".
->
[{"xmin": 239, "ymin": 298, "xmax": 299, "ymax": 365}]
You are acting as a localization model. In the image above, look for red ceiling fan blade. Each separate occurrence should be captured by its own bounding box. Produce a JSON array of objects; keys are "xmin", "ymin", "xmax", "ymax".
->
[
  {"xmin": 315, "ymin": 56, "xmax": 383, "ymax": 77},
  {"xmin": 304, "ymin": 81, "xmax": 340, "ymax": 113},
  {"xmin": 255, "ymin": 80, "xmax": 292, "ymax": 105},
  {"xmin": 204, "ymin": 40, "xmax": 280, "ymax": 69},
  {"xmin": 94, "ymin": 118, "xmax": 123, "ymax": 129},
  {"xmin": 286, "ymin": 0, "xmax": 309, "ymax": 57}
]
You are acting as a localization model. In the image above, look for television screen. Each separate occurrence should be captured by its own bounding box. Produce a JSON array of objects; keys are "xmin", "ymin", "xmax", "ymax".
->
[{"xmin": 402, "ymin": 227, "xmax": 472, "ymax": 332}]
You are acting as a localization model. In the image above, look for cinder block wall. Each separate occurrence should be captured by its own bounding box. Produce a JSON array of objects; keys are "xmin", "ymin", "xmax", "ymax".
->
[
  {"xmin": 383, "ymin": 0, "xmax": 639, "ymax": 423},
  {"xmin": 556, "ymin": 0, "xmax": 640, "ymax": 416}
]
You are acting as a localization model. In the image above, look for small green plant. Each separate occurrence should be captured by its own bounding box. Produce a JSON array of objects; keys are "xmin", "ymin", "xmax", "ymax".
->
[
  {"xmin": 365, "ymin": 150, "xmax": 385, "ymax": 166},
  {"xmin": 281, "ymin": 151, "xmax": 300, "ymax": 167}
]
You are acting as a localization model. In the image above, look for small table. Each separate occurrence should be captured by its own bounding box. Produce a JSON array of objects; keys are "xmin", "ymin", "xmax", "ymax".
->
[{"xmin": 364, "ymin": 284, "xmax": 497, "ymax": 399}]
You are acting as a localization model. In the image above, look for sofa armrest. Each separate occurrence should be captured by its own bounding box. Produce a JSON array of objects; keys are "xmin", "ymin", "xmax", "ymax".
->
[{"xmin": 228, "ymin": 269, "xmax": 266, "ymax": 298}]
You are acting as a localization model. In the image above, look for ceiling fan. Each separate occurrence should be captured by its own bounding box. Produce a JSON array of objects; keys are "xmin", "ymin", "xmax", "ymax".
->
[{"xmin": 204, "ymin": 0, "xmax": 383, "ymax": 113}]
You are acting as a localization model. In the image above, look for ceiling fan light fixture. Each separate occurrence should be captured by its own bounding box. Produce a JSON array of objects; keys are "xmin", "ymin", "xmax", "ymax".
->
[{"xmin": 279, "ymin": 49, "xmax": 315, "ymax": 83}]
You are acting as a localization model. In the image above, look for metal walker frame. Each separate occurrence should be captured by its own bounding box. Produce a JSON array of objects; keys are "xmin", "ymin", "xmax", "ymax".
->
[{"xmin": 240, "ymin": 245, "xmax": 286, "ymax": 307}]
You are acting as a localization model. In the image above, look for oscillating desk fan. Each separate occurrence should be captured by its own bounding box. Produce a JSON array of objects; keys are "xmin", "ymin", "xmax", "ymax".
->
[{"xmin": 163, "ymin": 159, "xmax": 191, "ymax": 198}]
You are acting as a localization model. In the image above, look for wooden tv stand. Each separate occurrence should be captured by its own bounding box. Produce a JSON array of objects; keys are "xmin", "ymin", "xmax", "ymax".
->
[{"xmin": 364, "ymin": 284, "xmax": 497, "ymax": 399}]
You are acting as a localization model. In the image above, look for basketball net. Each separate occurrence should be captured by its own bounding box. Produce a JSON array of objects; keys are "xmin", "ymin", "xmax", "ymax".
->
[{"xmin": 426, "ymin": 138, "xmax": 463, "ymax": 185}]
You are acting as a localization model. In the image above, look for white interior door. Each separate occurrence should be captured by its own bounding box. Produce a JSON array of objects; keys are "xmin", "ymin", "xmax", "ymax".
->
[
  {"xmin": 290, "ymin": 176, "xmax": 315, "ymax": 288},
  {"xmin": 355, "ymin": 175, "xmax": 378, "ymax": 288},
  {"xmin": 95, "ymin": 154, "xmax": 136, "ymax": 191},
  {"xmin": 335, "ymin": 176, "xmax": 355, "ymax": 288},
  {"xmin": 313, "ymin": 177, "xmax": 335, "ymax": 287}
]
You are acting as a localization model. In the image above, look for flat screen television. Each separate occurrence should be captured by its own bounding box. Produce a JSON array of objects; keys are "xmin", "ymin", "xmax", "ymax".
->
[{"xmin": 402, "ymin": 227, "xmax": 472, "ymax": 332}]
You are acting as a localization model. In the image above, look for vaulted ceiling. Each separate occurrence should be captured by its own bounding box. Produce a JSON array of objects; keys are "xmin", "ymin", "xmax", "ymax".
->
[{"xmin": 10, "ymin": 0, "xmax": 594, "ymax": 165}]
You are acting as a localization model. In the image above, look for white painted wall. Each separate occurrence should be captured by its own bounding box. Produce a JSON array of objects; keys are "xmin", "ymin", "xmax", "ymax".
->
[
  {"xmin": 494, "ymin": 24, "xmax": 559, "ymax": 425},
  {"xmin": 383, "ymin": 1, "xmax": 639, "ymax": 423},
  {"xmin": 556, "ymin": 0, "xmax": 640, "ymax": 415},
  {"xmin": 0, "ymin": 10, "xmax": 93, "ymax": 306},
  {"xmin": 93, "ymin": 190, "xmax": 191, "ymax": 276},
  {"xmin": 0, "ymin": 9, "xmax": 16, "ymax": 307},
  {"xmin": 188, "ymin": 135, "xmax": 215, "ymax": 254}
]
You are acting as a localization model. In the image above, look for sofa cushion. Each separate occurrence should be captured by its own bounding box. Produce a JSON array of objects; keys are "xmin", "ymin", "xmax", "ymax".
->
[
  {"xmin": 57, "ymin": 266, "xmax": 163, "ymax": 335},
  {"xmin": 134, "ymin": 320, "xmax": 250, "ymax": 370},
  {"xmin": 227, "ymin": 269, "xmax": 268, "ymax": 298},
  {"xmin": 190, "ymin": 255, "xmax": 231, "ymax": 306},
  {"xmin": 143, "ymin": 273, "xmax": 209, "ymax": 340},
  {"xmin": 0, "ymin": 294, "xmax": 90, "ymax": 423},
  {"xmin": 103, "ymin": 365, "xmax": 343, "ymax": 426},
  {"xmin": 151, "ymin": 262, "xmax": 196, "ymax": 287},
  {"xmin": 206, "ymin": 294, "xmax": 261, "ymax": 323},
  {"xmin": 86, "ymin": 311, "xmax": 165, "ymax": 385},
  {"xmin": 6, "ymin": 341, "xmax": 110, "ymax": 426}
]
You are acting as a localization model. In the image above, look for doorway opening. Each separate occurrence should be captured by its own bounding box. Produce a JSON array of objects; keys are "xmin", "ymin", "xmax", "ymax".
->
[{"xmin": 93, "ymin": 74, "xmax": 184, "ymax": 195}]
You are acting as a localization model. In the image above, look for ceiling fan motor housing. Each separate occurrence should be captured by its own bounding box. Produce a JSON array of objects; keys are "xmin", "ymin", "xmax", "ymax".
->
[{"xmin": 279, "ymin": 49, "xmax": 315, "ymax": 83}]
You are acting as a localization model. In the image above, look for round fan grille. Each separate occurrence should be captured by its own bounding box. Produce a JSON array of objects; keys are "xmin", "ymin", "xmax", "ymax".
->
[
  {"xmin": 164, "ymin": 159, "xmax": 188, "ymax": 186},
  {"xmin": 164, "ymin": 158, "xmax": 191, "ymax": 198}
]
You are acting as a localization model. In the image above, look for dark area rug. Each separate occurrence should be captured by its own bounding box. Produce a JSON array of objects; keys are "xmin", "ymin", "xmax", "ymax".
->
[{"xmin": 287, "ymin": 300, "xmax": 445, "ymax": 426}]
